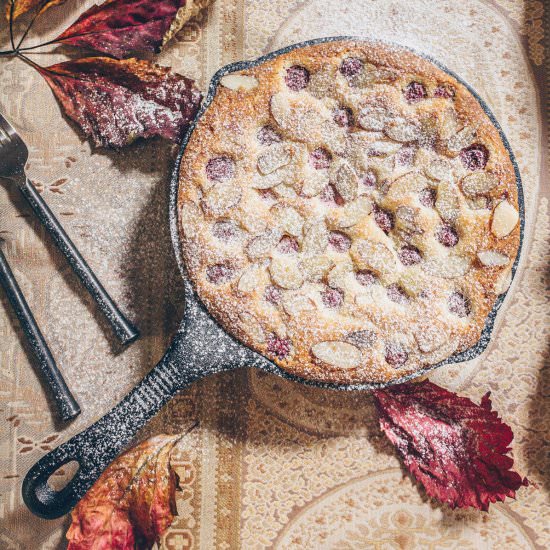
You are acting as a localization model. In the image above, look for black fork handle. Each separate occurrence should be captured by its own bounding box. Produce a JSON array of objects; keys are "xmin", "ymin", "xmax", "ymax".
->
[
  {"xmin": 16, "ymin": 176, "xmax": 139, "ymax": 346},
  {"xmin": 0, "ymin": 247, "xmax": 80, "ymax": 421},
  {"xmin": 22, "ymin": 332, "xmax": 221, "ymax": 519}
]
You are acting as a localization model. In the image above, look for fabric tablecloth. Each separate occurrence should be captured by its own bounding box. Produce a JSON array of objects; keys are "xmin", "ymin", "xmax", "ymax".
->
[{"xmin": 1, "ymin": 0, "xmax": 549, "ymax": 548}]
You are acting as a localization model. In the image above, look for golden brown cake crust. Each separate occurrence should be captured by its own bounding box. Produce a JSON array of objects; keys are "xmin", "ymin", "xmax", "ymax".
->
[{"xmin": 177, "ymin": 39, "xmax": 521, "ymax": 384}]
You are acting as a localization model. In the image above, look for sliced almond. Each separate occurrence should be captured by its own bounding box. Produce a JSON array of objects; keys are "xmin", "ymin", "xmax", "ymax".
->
[
  {"xmin": 349, "ymin": 65, "xmax": 397, "ymax": 87},
  {"xmin": 425, "ymin": 158, "xmax": 453, "ymax": 181},
  {"xmin": 447, "ymin": 126, "xmax": 476, "ymax": 153},
  {"xmin": 422, "ymin": 255, "xmax": 471, "ymax": 279},
  {"xmin": 327, "ymin": 196, "xmax": 372, "ymax": 229},
  {"xmin": 321, "ymin": 121, "xmax": 349, "ymax": 156},
  {"xmin": 436, "ymin": 181, "xmax": 461, "ymax": 222},
  {"xmin": 238, "ymin": 265, "xmax": 264, "ymax": 292},
  {"xmin": 246, "ymin": 229, "xmax": 281, "ymax": 260},
  {"xmin": 491, "ymin": 200, "xmax": 519, "ymax": 238},
  {"xmin": 272, "ymin": 205, "xmax": 304, "ymax": 237},
  {"xmin": 414, "ymin": 325, "xmax": 450, "ymax": 353},
  {"xmin": 308, "ymin": 66, "xmax": 337, "ymax": 99},
  {"xmin": 369, "ymin": 140, "xmax": 402, "ymax": 156},
  {"xmin": 257, "ymin": 143, "xmax": 291, "ymax": 175},
  {"xmin": 238, "ymin": 312, "xmax": 266, "ymax": 344},
  {"xmin": 311, "ymin": 341, "xmax": 361, "ymax": 369},
  {"xmin": 421, "ymin": 337, "xmax": 459, "ymax": 365},
  {"xmin": 357, "ymin": 106, "xmax": 390, "ymax": 131},
  {"xmin": 251, "ymin": 166, "xmax": 289, "ymax": 189},
  {"xmin": 332, "ymin": 161, "xmax": 359, "ymax": 202},
  {"xmin": 399, "ymin": 267, "xmax": 429, "ymax": 297},
  {"xmin": 274, "ymin": 184, "xmax": 298, "ymax": 199},
  {"xmin": 180, "ymin": 201, "xmax": 202, "ymax": 238},
  {"xmin": 302, "ymin": 220, "xmax": 329, "ymax": 254},
  {"xmin": 327, "ymin": 262, "xmax": 353, "ymax": 289},
  {"xmin": 386, "ymin": 173, "xmax": 430, "ymax": 201},
  {"xmin": 281, "ymin": 292, "xmax": 316, "ymax": 317},
  {"xmin": 301, "ymin": 169, "xmax": 329, "ymax": 197},
  {"xmin": 495, "ymin": 268, "xmax": 512, "ymax": 294},
  {"xmin": 395, "ymin": 206, "xmax": 423, "ymax": 235},
  {"xmin": 477, "ymin": 250, "xmax": 509, "ymax": 267},
  {"xmin": 202, "ymin": 181, "xmax": 242, "ymax": 215},
  {"xmin": 269, "ymin": 256, "xmax": 304, "ymax": 289},
  {"xmin": 461, "ymin": 172, "xmax": 499, "ymax": 197},
  {"xmin": 300, "ymin": 255, "xmax": 334, "ymax": 282},
  {"xmin": 350, "ymin": 239, "xmax": 396, "ymax": 276},
  {"xmin": 384, "ymin": 118, "xmax": 421, "ymax": 142},
  {"xmin": 270, "ymin": 93, "xmax": 324, "ymax": 141},
  {"xmin": 220, "ymin": 74, "xmax": 259, "ymax": 91},
  {"xmin": 347, "ymin": 330, "xmax": 376, "ymax": 348}
]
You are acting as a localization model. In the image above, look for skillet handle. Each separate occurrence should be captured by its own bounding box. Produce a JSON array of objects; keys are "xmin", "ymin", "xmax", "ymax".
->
[{"xmin": 22, "ymin": 332, "xmax": 215, "ymax": 519}]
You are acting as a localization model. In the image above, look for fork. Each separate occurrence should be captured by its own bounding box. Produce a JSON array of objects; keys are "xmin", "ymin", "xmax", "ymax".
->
[{"xmin": 0, "ymin": 112, "xmax": 139, "ymax": 345}]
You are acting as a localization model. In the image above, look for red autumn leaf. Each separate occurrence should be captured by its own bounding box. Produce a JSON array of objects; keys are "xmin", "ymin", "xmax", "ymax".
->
[
  {"xmin": 66, "ymin": 434, "xmax": 182, "ymax": 550},
  {"xmin": 373, "ymin": 380, "xmax": 528, "ymax": 511},
  {"xmin": 35, "ymin": 56, "xmax": 202, "ymax": 147},
  {"xmin": 53, "ymin": 0, "xmax": 207, "ymax": 59},
  {"xmin": 5, "ymin": 0, "xmax": 65, "ymax": 20}
]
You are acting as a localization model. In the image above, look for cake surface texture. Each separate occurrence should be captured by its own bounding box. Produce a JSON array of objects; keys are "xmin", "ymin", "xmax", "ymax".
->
[{"xmin": 177, "ymin": 39, "xmax": 521, "ymax": 384}]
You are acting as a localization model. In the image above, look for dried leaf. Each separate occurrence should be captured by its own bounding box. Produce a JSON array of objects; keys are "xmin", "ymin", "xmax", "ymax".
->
[
  {"xmin": 54, "ymin": 0, "xmax": 209, "ymax": 58},
  {"xmin": 66, "ymin": 435, "xmax": 182, "ymax": 550},
  {"xmin": 373, "ymin": 380, "xmax": 528, "ymax": 511},
  {"xmin": 36, "ymin": 56, "xmax": 202, "ymax": 147},
  {"xmin": 6, "ymin": 0, "xmax": 64, "ymax": 20}
]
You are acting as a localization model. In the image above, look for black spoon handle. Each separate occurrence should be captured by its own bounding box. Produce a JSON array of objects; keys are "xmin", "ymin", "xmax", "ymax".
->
[
  {"xmin": 22, "ymin": 332, "xmax": 219, "ymax": 520},
  {"xmin": 17, "ymin": 176, "xmax": 139, "ymax": 346},
  {"xmin": 0, "ymin": 247, "xmax": 80, "ymax": 421}
]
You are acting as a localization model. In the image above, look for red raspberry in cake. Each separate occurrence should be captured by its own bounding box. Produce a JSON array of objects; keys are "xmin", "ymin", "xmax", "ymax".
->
[
  {"xmin": 386, "ymin": 284, "xmax": 409, "ymax": 304},
  {"xmin": 460, "ymin": 144, "xmax": 489, "ymax": 170},
  {"xmin": 356, "ymin": 270, "xmax": 378, "ymax": 286},
  {"xmin": 206, "ymin": 156, "xmax": 235, "ymax": 181},
  {"xmin": 340, "ymin": 57, "xmax": 363, "ymax": 77},
  {"xmin": 213, "ymin": 220, "xmax": 237, "ymax": 241},
  {"xmin": 395, "ymin": 146, "xmax": 416, "ymax": 166},
  {"xmin": 267, "ymin": 334, "xmax": 291, "ymax": 359},
  {"xmin": 328, "ymin": 231, "xmax": 352, "ymax": 252},
  {"xmin": 310, "ymin": 147, "xmax": 332, "ymax": 169},
  {"xmin": 374, "ymin": 206, "xmax": 394, "ymax": 233},
  {"xmin": 285, "ymin": 65, "xmax": 310, "ymax": 91},
  {"xmin": 362, "ymin": 169, "xmax": 377, "ymax": 188},
  {"xmin": 404, "ymin": 81, "xmax": 427, "ymax": 103},
  {"xmin": 321, "ymin": 287, "xmax": 344, "ymax": 308},
  {"xmin": 385, "ymin": 343, "xmax": 409, "ymax": 366},
  {"xmin": 436, "ymin": 224, "xmax": 459, "ymax": 247},
  {"xmin": 277, "ymin": 235, "xmax": 299, "ymax": 254},
  {"xmin": 321, "ymin": 184, "xmax": 345, "ymax": 206},
  {"xmin": 398, "ymin": 245, "xmax": 422, "ymax": 266},
  {"xmin": 448, "ymin": 291, "xmax": 471, "ymax": 317},
  {"xmin": 419, "ymin": 187, "xmax": 437, "ymax": 208},
  {"xmin": 434, "ymin": 84, "xmax": 455, "ymax": 99},
  {"xmin": 206, "ymin": 263, "xmax": 235, "ymax": 284},
  {"xmin": 333, "ymin": 106, "xmax": 354, "ymax": 127},
  {"xmin": 264, "ymin": 285, "xmax": 282, "ymax": 305},
  {"xmin": 257, "ymin": 125, "xmax": 281, "ymax": 145}
]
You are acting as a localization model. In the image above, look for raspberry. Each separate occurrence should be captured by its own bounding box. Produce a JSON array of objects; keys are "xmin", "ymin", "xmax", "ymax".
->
[
  {"xmin": 398, "ymin": 245, "xmax": 422, "ymax": 266},
  {"xmin": 333, "ymin": 106, "xmax": 354, "ymax": 127},
  {"xmin": 285, "ymin": 65, "xmax": 310, "ymax": 91},
  {"xmin": 309, "ymin": 147, "xmax": 332, "ymax": 169},
  {"xmin": 385, "ymin": 343, "xmax": 409, "ymax": 366},
  {"xmin": 395, "ymin": 146, "xmax": 416, "ymax": 166},
  {"xmin": 374, "ymin": 206, "xmax": 394, "ymax": 233},
  {"xmin": 419, "ymin": 187, "xmax": 437, "ymax": 208},
  {"xmin": 212, "ymin": 220, "xmax": 237, "ymax": 241},
  {"xmin": 267, "ymin": 334, "xmax": 291, "ymax": 359},
  {"xmin": 386, "ymin": 284, "xmax": 409, "ymax": 305},
  {"xmin": 460, "ymin": 144, "xmax": 489, "ymax": 171},
  {"xmin": 404, "ymin": 81, "xmax": 427, "ymax": 103},
  {"xmin": 448, "ymin": 292, "xmax": 470, "ymax": 317},
  {"xmin": 277, "ymin": 235, "xmax": 299, "ymax": 254},
  {"xmin": 362, "ymin": 170, "xmax": 377, "ymax": 188},
  {"xmin": 257, "ymin": 125, "xmax": 281, "ymax": 145},
  {"xmin": 321, "ymin": 287, "xmax": 344, "ymax": 308},
  {"xmin": 206, "ymin": 156, "xmax": 235, "ymax": 181},
  {"xmin": 206, "ymin": 263, "xmax": 234, "ymax": 284},
  {"xmin": 264, "ymin": 285, "xmax": 282, "ymax": 305},
  {"xmin": 328, "ymin": 231, "xmax": 351, "ymax": 252},
  {"xmin": 434, "ymin": 84, "xmax": 455, "ymax": 99},
  {"xmin": 340, "ymin": 57, "xmax": 363, "ymax": 77},
  {"xmin": 320, "ymin": 184, "xmax": 344, "ymax": 206},
  {"xmin": 436, "ymin": 224, "xmax": 459, "ymax": 247},
  {"xmin": 356, "ymin": 270, "xmax": 378, "ymax": 286}
]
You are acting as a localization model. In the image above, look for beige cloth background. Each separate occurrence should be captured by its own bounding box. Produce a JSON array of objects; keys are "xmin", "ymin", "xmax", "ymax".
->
[{"xmin": 0, "ymin": 0, "xmax": 549, "ymax": 548}]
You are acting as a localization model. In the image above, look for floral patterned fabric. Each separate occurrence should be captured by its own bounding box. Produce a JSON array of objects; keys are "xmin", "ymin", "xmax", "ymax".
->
[{"xmin": 0, "ymin": 0, "xmax": 548, "ymax": 548}]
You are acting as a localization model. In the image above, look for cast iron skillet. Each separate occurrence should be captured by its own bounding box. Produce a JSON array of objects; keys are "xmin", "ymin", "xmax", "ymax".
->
[{"xmin": 22, "ymin": 36, "xmax": 524, "ymax": 519}]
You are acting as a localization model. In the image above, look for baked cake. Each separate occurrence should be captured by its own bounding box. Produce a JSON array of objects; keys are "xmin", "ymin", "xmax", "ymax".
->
[{"xmin": 177, "ymin": 39, "xmax": 521, "ymax": 384}]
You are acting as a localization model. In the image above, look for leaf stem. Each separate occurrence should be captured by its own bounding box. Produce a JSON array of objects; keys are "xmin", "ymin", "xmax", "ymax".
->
[
  {"xmin": 9, "ymin": 0, "xmax": 16, "ymax": 51},
  {"xmin": 16, "ymin": 8, "xmax": 42, "ymax": 50},
  {"xmin": 16, "ymin": 52, "xmax": 44, "ymax": 72},
  {"xmin": 17, "ymin": 38, "xmax": 59, "ymax": 52}
]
